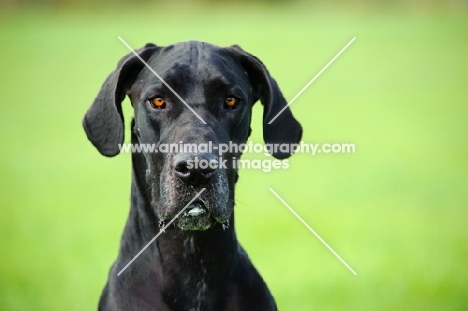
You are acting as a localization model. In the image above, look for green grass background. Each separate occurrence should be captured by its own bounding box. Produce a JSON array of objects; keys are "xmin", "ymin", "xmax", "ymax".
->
[{"xmin": 1, "ymin": 2, "xmax": 467, "ymax": 310}]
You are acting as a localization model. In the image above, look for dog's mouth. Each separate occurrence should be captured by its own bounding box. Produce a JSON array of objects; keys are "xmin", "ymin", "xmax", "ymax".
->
[
  {"xmin": 185, "ymin": 201, "xmax": 208, "ymax": 217},
  {"xmin": 177, "ymin": 200, "xmax": 213, "ymax": 231}
]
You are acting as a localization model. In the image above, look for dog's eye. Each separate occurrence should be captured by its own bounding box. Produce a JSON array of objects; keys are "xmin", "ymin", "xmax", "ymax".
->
[
  {"xmin": 224, "ymin": 97, "xmax": 238, "ymax": 109},
  {"xmin": 151, "ymin": 97, "xmax": 166, "ymax": 109}
]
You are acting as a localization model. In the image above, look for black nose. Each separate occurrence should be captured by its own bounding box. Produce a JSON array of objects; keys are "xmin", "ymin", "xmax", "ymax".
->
[{"xmin": 173, "ymin": 153, "xmax": 218, "ymax": 185}]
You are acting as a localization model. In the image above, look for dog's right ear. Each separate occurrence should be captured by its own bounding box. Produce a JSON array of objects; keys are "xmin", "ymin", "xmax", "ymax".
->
[{"xmin": 83, "ymin": 43, "xmax": 158, "ymax": 157}]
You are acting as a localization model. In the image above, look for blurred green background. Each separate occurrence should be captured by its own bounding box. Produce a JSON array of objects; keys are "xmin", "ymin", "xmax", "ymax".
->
[{"xmin": 1, "ymin": 0, "xmax": 467, "ymax": 310}]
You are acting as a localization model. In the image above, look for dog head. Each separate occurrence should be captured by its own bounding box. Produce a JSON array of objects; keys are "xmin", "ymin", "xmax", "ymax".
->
[{"xmin": 83, "ymin": 41, "xmax": 302, "ymax": 231}]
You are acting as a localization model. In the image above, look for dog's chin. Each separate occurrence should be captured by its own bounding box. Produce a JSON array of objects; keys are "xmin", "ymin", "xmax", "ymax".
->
[{"xmin": 177, "ymin": 201, "xmax": 213, "ymax": 231}]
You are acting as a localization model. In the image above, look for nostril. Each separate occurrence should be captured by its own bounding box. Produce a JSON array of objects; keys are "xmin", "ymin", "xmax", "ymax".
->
[
  {"xmin": 173, "ymin": 155, "xmax": 192, "ymax": 180},
  {"xmin": 200, "ymin": 159, "xmax": 217, "ymax": 178},
  {"xmin": 174, "ymin": 161, "xmax": 189, "ymax": 175},
  {"xmin": 201, "ymin": 170, "xmax": 215, "ymax": 180},
  {"xmin": 173, "ymin": 153, "xmax": 218, "ymax": 185}
]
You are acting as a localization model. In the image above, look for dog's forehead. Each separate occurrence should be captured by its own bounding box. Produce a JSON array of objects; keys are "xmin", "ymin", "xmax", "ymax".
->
[
  {"xmin": 163, "ymin": 40, "xmax": 220, "ymax": 57},
  {"xmin": 144, "ymin": 41, "xmax": 243, "ymax": 81}
]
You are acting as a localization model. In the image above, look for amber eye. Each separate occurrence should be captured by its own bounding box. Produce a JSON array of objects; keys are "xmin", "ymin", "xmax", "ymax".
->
[
  {"xmin": 224, "ymin": 97, "xmax": 238, "ymax": 109},
  {"xmin": 151, "ymin": 97, "xmax": 166, "ymax": 109}
]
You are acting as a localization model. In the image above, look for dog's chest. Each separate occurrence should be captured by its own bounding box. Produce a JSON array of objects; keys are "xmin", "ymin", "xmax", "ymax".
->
[{"xmin": 182, "ymin": 236, "xmax": 208, "ymax": 310}]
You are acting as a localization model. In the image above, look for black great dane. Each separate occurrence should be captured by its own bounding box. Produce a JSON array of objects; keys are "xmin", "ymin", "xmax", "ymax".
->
[{"xmin": 83, "ymin": 41, "xmax": 302, "ymax": 311}]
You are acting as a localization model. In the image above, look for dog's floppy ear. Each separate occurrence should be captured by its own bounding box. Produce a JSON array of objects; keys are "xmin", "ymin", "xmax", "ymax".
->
[
  {"xmin": 83, "ymin": 43, "xmax": 158, "ymax": 157},
  {"xmin": 227, "ymin": 45, "xmax": 302, "ymax": 159}
]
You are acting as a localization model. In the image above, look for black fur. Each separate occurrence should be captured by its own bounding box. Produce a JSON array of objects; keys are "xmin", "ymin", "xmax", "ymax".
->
[{"xmin": 83, "ymin": 41, "xmax": 302, "ymax": 311}]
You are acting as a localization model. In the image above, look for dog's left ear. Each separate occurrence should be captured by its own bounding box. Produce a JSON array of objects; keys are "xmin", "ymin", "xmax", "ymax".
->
[
  {"xmin": 227, "ymin": 45, "xmax": 302, "ymax": 159},
  {"xmin": 83, "ymin": 43, "xmax": 158, "ymax": 157}
]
